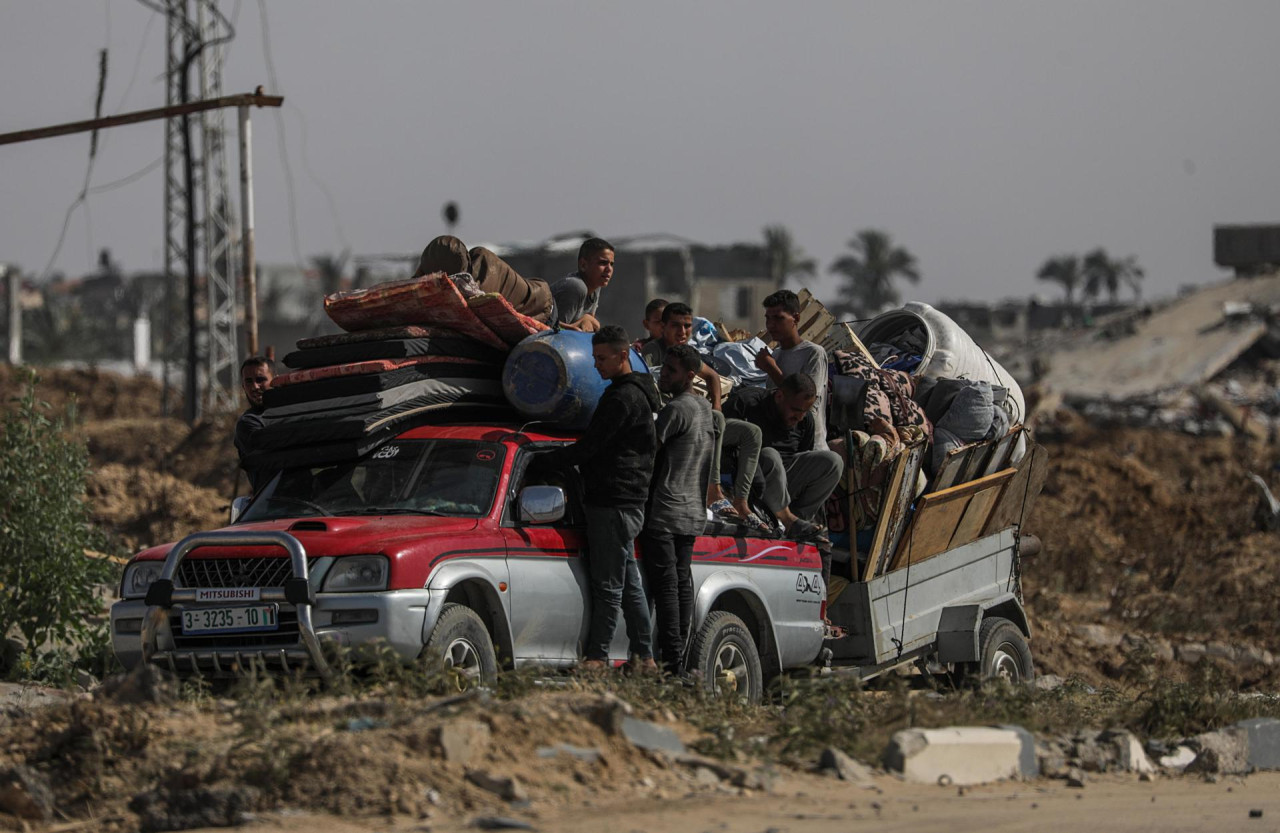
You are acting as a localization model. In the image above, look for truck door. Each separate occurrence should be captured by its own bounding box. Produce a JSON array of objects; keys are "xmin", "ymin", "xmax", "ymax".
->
[{"xmin": 501, "ymin": 447, "xmax": 592, "ymax": 665}]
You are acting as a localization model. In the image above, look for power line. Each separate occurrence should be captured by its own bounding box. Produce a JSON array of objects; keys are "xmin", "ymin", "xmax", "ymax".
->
[
  {"xmin": 86, "ymin": 155, "xmax": 164, "ymax": 194},
  {"xmin": 257, "ymin": 0, "xmax": 306, "ymax": 272}
]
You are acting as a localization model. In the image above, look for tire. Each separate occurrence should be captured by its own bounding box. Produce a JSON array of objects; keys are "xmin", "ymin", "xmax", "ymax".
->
[
  {"xmin": 422, "ymin": 603, "xmax": 498, "ymax": 691},
  {"xmin": 688, "ymin": 611, "xmax": 764, "ymax": 703},
  {"xmin": 976, "ymin": 616, "xmax": 1034, "ymax": 683}
]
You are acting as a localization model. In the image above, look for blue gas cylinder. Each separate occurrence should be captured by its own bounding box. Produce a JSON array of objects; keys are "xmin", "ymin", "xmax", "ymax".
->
[{"xmin": 502, "ymin": 329, "xmax": 649, "ymax": 430}]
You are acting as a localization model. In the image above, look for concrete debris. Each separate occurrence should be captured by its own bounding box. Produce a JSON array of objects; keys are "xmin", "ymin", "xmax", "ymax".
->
[
  {"xmin": 0, "ymin": 765, "xmax": 54, "ymax": 821},
  {"xmin": 1065, "ymin": 767, "xmax": 1086, "ymax": 788},
  {"xmin": 817, "ymin": 746, "xmax": 876, "ymax": 784},
  {"xmin": 570, "ymin": 693, "xmax": 634, "ymax": 735},
  {"xmin": 438, "ymin": 720, "xmax": 492, "ymax": 765},
  {"xmin": 1158, "ymin": 746, "xmax": 1197, "ymax": 772},
  {"xmin": 620, "ymin": 716, "xmax": 686, "ymax": 755},
  {"xmin": 1033, "ymin": 674, "xmax": 1065, "ymax": 692},
  {"xmin": 1186, "ymin": 727, "xmax": 1251, "ymax": 775},
  {"xmin": 1235, "ymin": 718, "xmax": 1280, "ymax": 771},
  {"xmin": 999, "ymin": 725, "xmax": 1041, "ymax": 779},
  {"xmin": 883, "ymin": 727, "xmax": 1027, "ymax": 786},
  {"xmin": 465, "ymin": 770, "xmax": 528, "ymax": 802},
  {"xmin": 536, "ymin": 743, "xmax": 603, "ymax": 764},
  {"xmin": 1100, "ymin": 730, "xmax": 1156, "ymax": 775}
]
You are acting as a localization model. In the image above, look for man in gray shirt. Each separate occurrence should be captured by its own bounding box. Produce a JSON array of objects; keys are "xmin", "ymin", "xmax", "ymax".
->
[
  {"xmin": 550, "ymin": 237, "xmax": 614, "ymax": 332},
  {"xmin": 755, "ymin": 289, "xmax": 829, "ymax": 451},
  {"xmin": 639, "ymin": 343, "xmax": 715, "ymax": 675}
]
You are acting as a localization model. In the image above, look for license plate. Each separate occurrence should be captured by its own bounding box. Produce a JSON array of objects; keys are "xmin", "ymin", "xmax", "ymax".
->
[{"xmin": 181, "ymin": 605, "xmax": 278, "ymax": 635}]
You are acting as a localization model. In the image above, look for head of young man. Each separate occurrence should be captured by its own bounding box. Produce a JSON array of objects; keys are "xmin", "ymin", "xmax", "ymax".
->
[
  {"xmin": 762, "ymin": 289, "xmax": 802, "ymax": 346},
  {"xmin": 641, "ymin": 298, "xmax": 668, "ymax": 341},
  {"xmin": 240, "ymin": 357, "xmax": 275, "ymax": 409},
  {"xmin": 577, "ymin": 238, "xmax": 615, "ymax": 292},
  {"xmin": 771, "ymin": 372, "xmax": 817, "ymax": 428},
  {"xmin": 591, "ymin": 325, "xmax": 633, "ymax": 381},
  {"xmin": 659, "ymin": 343, "xmax": 701, "ymax": 396},
  {"xmin": 660, "ymin": 302, "xmax": 695, "ymax": 347}
]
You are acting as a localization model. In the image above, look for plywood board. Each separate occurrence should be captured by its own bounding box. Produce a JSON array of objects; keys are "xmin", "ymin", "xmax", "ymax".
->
[
  {"xmin": 949, "ymin": 479, "xmax": 1008, "ymax": 548},
  {"xmin": 862, "ymin": 443, "xmax": 925, "ymax": 581},
  {"xmin": 983, "ymin": 443, "xmax": 1050, "ymax": 535},
  {"xmin": 889, "ymin": 468, "xmax": 1017, "ymax": 571},
  {"xmin": 822, "ymin": 322, "xmax": 878, "ymax": 366}
]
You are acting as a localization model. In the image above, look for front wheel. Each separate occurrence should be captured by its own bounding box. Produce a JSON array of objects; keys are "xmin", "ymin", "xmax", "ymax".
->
[
  {"xmin": 422, "ymin": 603, "xmax": 498, "ymax": 691},
  {"xmin": 976, "ymin": 616, "xmax": 1034, "ymax": 683},
  {"xmin": 688, "ymin": 611, "xmax": 764, "ymax": 703}
]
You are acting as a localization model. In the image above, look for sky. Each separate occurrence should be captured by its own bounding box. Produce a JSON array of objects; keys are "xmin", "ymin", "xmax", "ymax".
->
[{"xmin": 3, "ymin": 1, "xmax": 1280, "ymax": 306}]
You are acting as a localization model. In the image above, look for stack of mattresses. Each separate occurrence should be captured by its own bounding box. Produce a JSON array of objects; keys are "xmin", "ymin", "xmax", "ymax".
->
[{"xmin": 247, "ymin": 272, "xmax": 549, "ymax": 470}]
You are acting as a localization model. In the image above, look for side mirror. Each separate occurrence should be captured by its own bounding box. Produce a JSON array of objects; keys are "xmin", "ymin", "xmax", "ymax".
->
[
  {"xmin": 229, "ymin": 496, "xmax": 252, "ymax": 524},
  {"xmin": 518, "ymin": 486, "xmax": 566, "ymax": 524}
]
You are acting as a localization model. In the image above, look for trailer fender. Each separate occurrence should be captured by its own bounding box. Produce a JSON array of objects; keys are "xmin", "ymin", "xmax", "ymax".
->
[
  {"xmin": 935, "ymin": 594, "xmax": 1029, "ymax": 664},
  {"xmin": 694, "ymin": 571, "xmax": 782, "ymax": 678},
  {"xmin": 425, "ymin": 562, "xmax": 516, "ymax": 669}
]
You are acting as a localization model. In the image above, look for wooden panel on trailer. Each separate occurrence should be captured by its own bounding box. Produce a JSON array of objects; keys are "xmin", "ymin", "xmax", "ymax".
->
[
  {"xmin": 983, "ymin": 443, "xmax": 1050, "ymax": 534},
  {"xmin": 888, "ymin": 468, "xmax": 1016, "ymax": 571},
  {"xmin": 949, "ymin": 475, "xmax": 1010, "ymax": 548},
  {"xmin": 980, "ymin": 426, "xmax": 1022, "ymax": 478},
  {"xmin": 862, "ymin": 442, "xmax": 925, "ymax": 581}
]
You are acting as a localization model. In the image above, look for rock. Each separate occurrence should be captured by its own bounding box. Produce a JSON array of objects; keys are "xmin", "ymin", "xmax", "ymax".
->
[
  {"xmin": 620, "ymin": 717, "xmax": 685, "ymax": 755},
  {"xmin": 999, "ymin": 725, "xmax": 1041, "ymax": 779},
  {"xmin": 472, "ymin": 817, "xmax": 535, "ymax": 830},
  {"xmin": 1186, "ymin": 728, "xmax": 1250, "ymax": 775},
  {"xmin": 883, "ymin": 727, "xmax": 1027, "ymax": 786},
  {"xmin": 730, "ymin": 767, "xmax": 778, "ymax": 792},
  {"xmin": 1100, "ymin": 730, "xmax": 1155, "ymax": 775},
  {"xmin": 1065, "ymin": 767, "xmax": 1086, "ymax": 788},
  {"xmin": 1033, "ymin": 674, "xmax": 1064, "ymax": 692},
  {"xmin": 1072, "ymin": 734, "xmax": 1113, "ymax": 773},
  {"xmin": 466, "ymin": 770, "xmax": 527, "ymax": 802},
  {"xmin": 75, "ymin": 670, "xmax": 98, "ymax": 691},
  {"xmin": 99, "ymin": 664, "xmax": 177, "ymax": 705},
  {"xmin": 536, "ymin": 743, "xmax": 602, "ymax": 764},
  {"xmin": 438, "ymin": 720, "xmax": 492, "ymax": 765},
  {"xmin": 1236, "ymin": 717, "xmax": 1280, "ymax": 771},
  {"xmin": 694, "ymin": 767, "xmax": 721, "ymax": 787},
  {"xmin": 818, "ymin": 747, "xmax": 875, "ymax": 784},
  {"xmin": 1158, "ymin": 746, "xmax": 1197, "ymax": 772},
  {"xmin": 129, "ymin": 786, "xmax": 259, "ymax": 832},
  {"xmin": 570, "ymin": 693, "xmax": 633, "ymax": 735},
  {"xmin": 1204, "ymin": 641, "xmax": 1237, "ymax": 662},
  {"xmin": 0, "ymin": 765, "xmax": 54, "ymax": 821},
  {"xmin": 1175, "ymin": 642, "xmax": 1207, "ymax": 665},
  {"xmin": 1077, "ymin": 624, "xmax": 1121, "ymax": 648},
  {"xmin": 1149, "ymin": 638, "xmax": 1175, "ymax": 663}
]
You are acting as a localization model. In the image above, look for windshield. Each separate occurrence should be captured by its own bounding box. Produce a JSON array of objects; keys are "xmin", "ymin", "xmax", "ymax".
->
[{"xmin": 239, "ymin": 439, "xmax": 506, "ymax": 522}]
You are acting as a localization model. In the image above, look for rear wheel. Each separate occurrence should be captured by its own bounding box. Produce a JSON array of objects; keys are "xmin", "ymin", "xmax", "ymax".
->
[
  {"xmin": 422, "ymin": 603, "xmax": 498, "ymax": 691},
  {"xmin": 976, "ymin": 616, "xmax": 1034, "ymax": 683},
  {"xmin": 689, "ymin": 611, "xmax": 764, "ymax": 703}
]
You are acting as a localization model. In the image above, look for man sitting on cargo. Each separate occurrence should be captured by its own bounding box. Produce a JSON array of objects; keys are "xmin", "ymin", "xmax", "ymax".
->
[
  {"xmin": 235, "ymin": 356, "xmax": 275, "ymax": 493},
  {"xmin": 546, "ymin": 325, "xmax": 658, "ymax": 672},
  {"xmin": 633, "ymin": 297, "xmax": 668, "ymax": 351},
  {"xmin": 550, "ymin": 238, "xmax": 615, "ymax": 333},
  {"xmin": 755, "ymin": 289, "xmax": 830, "ymax": 451},
  {"xmin": 639, "ymin": 302, "xmax": 723, "ymax": 408},
  {"xmin": 414, "ymin": 234, "xmax": 556, "ymax": 322},
  {"xmin": 724, "ymin": 372, "xmax": 842, "ymax": 553}
]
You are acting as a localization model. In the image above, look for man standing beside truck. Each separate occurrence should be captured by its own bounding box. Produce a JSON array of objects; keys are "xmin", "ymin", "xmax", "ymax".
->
[
  {"xmin": 547, "ymin": 325, "xmax": 658, "ymax": 671},
  {"xmin": 234, "ymin": 356, "xmax": 275, "ymax": 493},
  {"xmin": 640, "ymin": 344, "xmax": 715, "ymax": 675}
]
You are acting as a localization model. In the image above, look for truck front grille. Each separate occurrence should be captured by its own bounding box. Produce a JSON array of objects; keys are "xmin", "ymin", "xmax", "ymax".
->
[{"xmin": 177, "ymin": 557, "xmax": 316, "ymax": 589}]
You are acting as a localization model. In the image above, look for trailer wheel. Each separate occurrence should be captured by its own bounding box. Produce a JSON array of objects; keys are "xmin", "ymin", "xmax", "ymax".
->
[
  {"xmin": 977, "ymin": 616, "xmax": 1034, "ymax": 683},
  {"xmin": 689, "ymin": 611, "xmax": 764, "ymax": 703},
  {"xmin": 422, "ymin": 603, "xmax": 498, "ymax": 691}
]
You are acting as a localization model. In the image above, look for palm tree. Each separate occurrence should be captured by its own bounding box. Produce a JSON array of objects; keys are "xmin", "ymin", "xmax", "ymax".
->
[
  {"xmin": 1082, "ymin": 248, "xmax": 1118, "ymax": 302},
  {"xmin": 762, "ymin": 225, "xmax": 816, "ymax": 289},
  {"xmin": 828, "ymin": 229, "xmax": 920, "ymax": 317},
  {"xmin": 1036, "ymin": 255, "xmax": 1083, "ymax": 304},
  {"xmin": 1115, "ymin": 254, "xmax": 1145, "ymax": 301}
]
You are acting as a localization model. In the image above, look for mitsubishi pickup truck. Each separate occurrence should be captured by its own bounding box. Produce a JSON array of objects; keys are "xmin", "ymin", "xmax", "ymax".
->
[{"xmin": 110, "ymin": 422, "xmax": 828, "ymax": 701}]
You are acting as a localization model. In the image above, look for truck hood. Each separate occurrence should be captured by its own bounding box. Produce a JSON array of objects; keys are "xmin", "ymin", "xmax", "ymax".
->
[{"xmin": 130, "ymin": 515, "xmax": 481, "ymax": 562}]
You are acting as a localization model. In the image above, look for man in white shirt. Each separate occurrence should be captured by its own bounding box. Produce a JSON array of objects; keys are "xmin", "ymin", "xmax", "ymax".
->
[{"xmin": 754, "ymin": 289, "xmax": 829, "ymax": 451}]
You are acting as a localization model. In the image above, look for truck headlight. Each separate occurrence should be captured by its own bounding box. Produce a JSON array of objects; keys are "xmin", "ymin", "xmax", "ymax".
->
[
  {"xmin": 122, "ymin": 562, "xmax": 163, "ymax": 599},
  {"xmin": 321, "ymin": 555, "xmax": 389, "ymax": 592}
]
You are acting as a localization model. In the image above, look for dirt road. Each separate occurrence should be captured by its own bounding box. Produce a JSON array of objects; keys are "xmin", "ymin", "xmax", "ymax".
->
[{"xmin": 200, "ymin": 771, "xmax": 1280, "ymax": 833}]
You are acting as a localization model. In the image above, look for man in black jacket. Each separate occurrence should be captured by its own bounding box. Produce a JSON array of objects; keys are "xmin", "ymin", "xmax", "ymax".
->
[
  {"xmin": 235, "ymin": 356, "xmax": 275, "ymax": 493},
  {"xmin": 549, "ymin": 325, "xmax": 658, "ymax": 671}
]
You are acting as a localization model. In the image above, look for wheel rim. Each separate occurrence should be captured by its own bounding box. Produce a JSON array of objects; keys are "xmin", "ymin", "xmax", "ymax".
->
[
  {"xmin": 443, "ymin": 636, "xmax": 482, "ymax": 691},
  {"xmin": 713, "ymin": 641, "xmax": 750, "ymax": 695},
  {"xmin": 990, "ymin": 643, "xmax": 1023, "ymax": 681}
]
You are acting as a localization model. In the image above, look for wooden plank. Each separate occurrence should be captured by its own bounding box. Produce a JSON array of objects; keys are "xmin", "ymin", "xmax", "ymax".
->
[
  {"xmin": 932, "ymin": 445, "xmax": 969, "ymax": 492},
  {"xmin": 983, "ymin": 443, "xmax": 1050, "ymax": 535},
  {"xmin": 889, "ymin": 468, "xmax": 1016, "ymax": 571},
  {"xmin": 949, "ymin": 479, "xmax": 1008, "ymax": 549},
  {"xmin": 821, "ymin": 322, "xmax": 878, "ymax": 366},
  {"xmin": 861, "ymin": 442, "xmax": 924, "ymax": 581},
  {"xmin": 980, "ymin": 426, "xmax": 1022, "ymax": 478}
]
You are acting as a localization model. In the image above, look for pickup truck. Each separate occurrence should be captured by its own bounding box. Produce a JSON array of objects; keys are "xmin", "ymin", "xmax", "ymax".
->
[{"xmin": 109, "ymin": 422, "xmax": 828, "ymax": 700}]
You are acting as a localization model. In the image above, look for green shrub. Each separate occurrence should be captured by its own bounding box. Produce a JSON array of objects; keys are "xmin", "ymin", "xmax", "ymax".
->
[{"xmin": 0, "ymin": 371, "xmax": 115, "ymax": 666}]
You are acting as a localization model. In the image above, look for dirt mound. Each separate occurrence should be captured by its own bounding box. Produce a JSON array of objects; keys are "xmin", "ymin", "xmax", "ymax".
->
[
  {"xmin": 88, "ymin": 464, "xmax": 227, "ymax": 551},
  {"xmin": 0, "ymin": 366, "xmax": 178, "ymax": 421}
]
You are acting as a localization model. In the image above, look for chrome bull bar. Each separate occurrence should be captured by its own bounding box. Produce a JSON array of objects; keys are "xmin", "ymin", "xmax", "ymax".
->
[{"xmin": 141, "ymin": 530, "xmax": 331, "ymax": 679}]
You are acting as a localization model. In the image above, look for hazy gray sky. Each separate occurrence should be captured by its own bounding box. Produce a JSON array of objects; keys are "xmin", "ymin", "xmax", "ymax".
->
[{"xmin": 4, "ymin": 1, "xmax": 1280, "ymax": 305}]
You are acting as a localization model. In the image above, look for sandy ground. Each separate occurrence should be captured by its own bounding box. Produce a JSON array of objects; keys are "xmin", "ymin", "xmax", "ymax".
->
[{"xmin": 188, "ymin": 771, "xmax": 1280, "ymax": 833}]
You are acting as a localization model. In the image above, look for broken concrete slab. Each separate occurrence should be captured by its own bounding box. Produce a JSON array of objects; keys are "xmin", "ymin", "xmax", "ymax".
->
[
  {"xmin": 466, "ymin": 770, "xmax": 528, "ymax": 802},
  {"xmin": 999, "ymin": 725, "xmax": 1041, "ymax": 779},
  {"xmin": 817, "ymin": 746, "xmax": 875, "ymax": 784},
  {"xmin": 1100, "ymin": 730, "xmax": 1155, "ymax": 775},
  {"xmin": 883, "ymin": 727, "xmax": 1027, "ymax": 786},
  {"xmin": 1159, "ymin": 745, "xmax": 1197, "ymax": 772},
  {"xmin": 437, "ymin": 720, "xmax": 491, "ymax": 765},
  {"xmin": 1236, "ymin": 717, "xmax": 1280, "ymax": 771},
  {"xmin": 620, "ymin": 716, "xmax": 685, "ymax": 755},
  {"xmin": 536, "ymin": 743, "xmax": 603, "ymax": 764},
  {"xmin": 1187, "ymin": 727, "xmax": 1251, "ymax": 775}
]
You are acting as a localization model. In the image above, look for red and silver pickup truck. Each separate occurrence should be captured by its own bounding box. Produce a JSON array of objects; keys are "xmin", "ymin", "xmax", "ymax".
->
[{"xmin": 110, "ymin": 423, "xmax": 828, "ymax": 700}]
